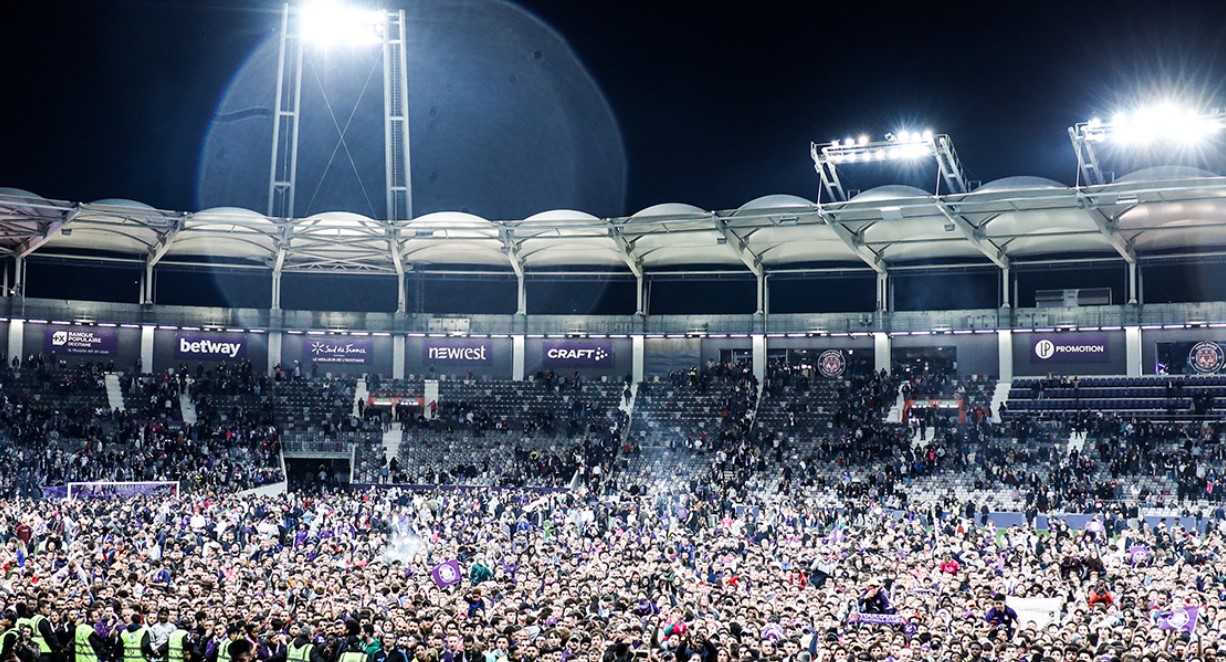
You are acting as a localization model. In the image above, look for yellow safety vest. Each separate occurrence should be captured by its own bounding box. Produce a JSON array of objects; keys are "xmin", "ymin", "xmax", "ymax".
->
[
  {"xmin": 74, "ymin": 624, "xmax": 98, "ymax": 662},
  {"xmin": 215, "ymin": 638, "xmax": 232, "ymax": 662},
  {"xmin": 338, "ymin": 651, "xmax": 367, "ymax": 662},
  {"xmin": 166, "ymin": 630, "xmax": 189, "ymax": 662},
  {"xmin": 1, "ymin": 629, "xmax": 18, "ymax": 658},
  {"xmin": 120, "ymin": 627, "xmax": 149, "ymax": 662},
  {"xmin": 287, "ymin": 643, "xmax": 313, "ymax": 662},
  {"xmin": 29, "ymin": 615, "xmax": 51, "ymax": 654}
]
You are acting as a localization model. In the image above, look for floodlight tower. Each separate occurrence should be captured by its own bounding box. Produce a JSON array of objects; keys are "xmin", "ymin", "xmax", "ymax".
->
[
  {"xmin": 267, "ymin": 1, "xmax": 413, "ymax": 222},
  {"xmin": 1068, "ymin": 103, "xmax": 1226, "ymax": 186},
  {"xmin": 809, "ymin": 130, "xmax": 967, "ymax": 203}
]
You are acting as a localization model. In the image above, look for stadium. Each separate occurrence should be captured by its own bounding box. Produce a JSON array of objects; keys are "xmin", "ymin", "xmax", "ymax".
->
[{"xmin": 2, "ymin": 2, "xmax": 1226, "ymax": 662}]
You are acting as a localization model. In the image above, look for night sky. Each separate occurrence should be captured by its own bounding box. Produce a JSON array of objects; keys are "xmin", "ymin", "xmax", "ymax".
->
[
  {"xmin": 3, "ymin": 0, "xmax": 1226, "ymax": 313},
  {"xmin": 6, "ymin": 0, "xmax": 1226, "ymax": 213}
]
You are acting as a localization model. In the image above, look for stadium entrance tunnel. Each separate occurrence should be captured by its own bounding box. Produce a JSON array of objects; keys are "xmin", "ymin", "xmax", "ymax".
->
[{"xmin": 286, "ymin": 457, "xmax": 352, "ymax": 493}]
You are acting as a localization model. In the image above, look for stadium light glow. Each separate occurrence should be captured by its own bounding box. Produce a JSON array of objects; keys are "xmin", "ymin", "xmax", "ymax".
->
[
  {"xmin": 811, "ymin": 128, "xmax": 967, "ymax": 201},
  {"xmin": 1069, "ymin": 102, "xmax": 1226, "ymax": 185},
  {"xmin": 1079, "ymin": 102, "xmax": 1223, "ymax": 145},
  {"xmin": 300, "ymin": 0, "xmax": 385, "ymax": 48}
]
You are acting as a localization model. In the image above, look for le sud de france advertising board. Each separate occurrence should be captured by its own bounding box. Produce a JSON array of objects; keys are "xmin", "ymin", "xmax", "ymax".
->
[
  {"xmin": 176, "ymin": 334, "xmax": 248, "ymax": 361},
  {"xmin": 46, "ymin": 328, "xmax": 118, "ymax": 356},
  {"xmin": 305, "ymin": 338, "xmax": 372, "ymax": 365},
  {"xmin": 1030, "ymin": 334, "xmax": 1110, "ymax": 364},
  {"xmin": 542, "ymin": 341, "xmax": 614, "ymax": 367}
]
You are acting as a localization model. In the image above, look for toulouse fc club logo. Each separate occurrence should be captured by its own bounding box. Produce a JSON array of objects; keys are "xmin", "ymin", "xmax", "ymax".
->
[
  {"xmin": 1188, "ymin": 341, "xmax": 1225, "ymax": 374},
  {"xmin": 817, "ymin": 349, "xmax": 847, "ymax": 378}
]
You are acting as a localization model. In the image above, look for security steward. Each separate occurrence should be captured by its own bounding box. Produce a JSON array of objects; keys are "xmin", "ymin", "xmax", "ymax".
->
[
  {"xmin": 161, "ymin": 616, "xmax": 197, "ymax": 662},
  {"xmin": 335, "ymin": 637, "xmax": 367, "ymax": 662},
  {"xmin": 72, "ymin": 609, "xmax": 108, "ymax": 662},
  {"xmin": 286, "ymin": 624, "xmax": 324, "ymax": 662},
  {"xmin": 0, "ymin": 611, "xmax": 19, "ymax": 662},
  {"xmin": 14, "ymin": 601, "xmax": 62, "ymax": 662},
  {"xmin": 116, "ymin": 614, "xmax": 153, "ymax": 662}
]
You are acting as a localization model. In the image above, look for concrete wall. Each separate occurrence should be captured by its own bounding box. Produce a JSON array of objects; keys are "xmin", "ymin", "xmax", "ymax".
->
[{"xmin": 892, "ymin": 332, "xmax": 999, "ymax": 377}]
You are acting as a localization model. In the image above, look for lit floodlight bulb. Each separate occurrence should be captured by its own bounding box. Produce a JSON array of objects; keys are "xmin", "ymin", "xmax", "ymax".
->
[
  {"xmin": 300, "ymin": 0, "xmax": 384, "ymax": 48},
  {"xmin": 897, "ymin": 130, "xmax": 912, "ymax": 142},
  {"xmin": 1113, "ymin": 112, "xmax": 1126, "ymax": 125},
  {"xmin": 831, "ymin": 139, "xmax": 841, "ymax": 147},
  {"xmin": 1087, "ymin": 117, "xmax": 1101, "ymax": 129},
  {"xmin": 858, "ymin": 135, "xmax": 870, "ymax": 146},
  {"xmin": 844, "ymin": 137, "xmax": 855, "ymax": 147},
  {"xmin": 921, "ymin": 129, "xmax": 933, "ymax": 141}
]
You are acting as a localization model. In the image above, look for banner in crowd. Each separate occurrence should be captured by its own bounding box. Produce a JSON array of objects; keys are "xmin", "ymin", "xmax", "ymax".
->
[
  {"xmin": 306, "ymin": 339, "xmax": 372, "ymax": 365},
  {"xmin": 176, "ymin": 334, "xmax": 247, "ymax": 361},
  {"xmin": 431, "ymin": 560, "xmax": 463, "ymax": 588},
  {"xmin": 1130, "ymin": 544, "xmax": 1151, "ymax": 566},
  {"xmin": 1157, "ymin": 606, "xmax": 1200, "ymax": 632},
  {"xmin": 542, "ymin": 341, "xmax": 614, "ymax": 367},
  {"xmin": 46, "ymin": 328, "xmax": 118, "ymax": 356},
  {"xmin": 67, "ymin": 481, "xmax": 179, "ymax": 499},
  {"xmin": 1030, "ymin": 334, "xmax": 1110, "ymax": 364},
  {"xmin": 1007, "ymin": 596, "xmax": 1063, "ymax": 630},
  {"xmin": 423, "ymin": 339, "xmax": 493, "ymax": 365},
  {"xmin": 846, "ymin": 613, "xmax": 904, "ymax": 626}
]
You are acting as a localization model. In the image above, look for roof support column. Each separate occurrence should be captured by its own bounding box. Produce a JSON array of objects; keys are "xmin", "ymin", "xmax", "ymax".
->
[
  {"xmin": 757, "ymin": 272, "xmax": 767, "ymax": 316},
  {"xmin": 1001, "ymin": 266, "xmax": 1011, "ymax": 309},
  {"xmin": 635, "ymin": 274, "xmax": 645, "ymax": 316},
  {"xmin": 876, "ymin": 272, "xmax": 888, "ymax": 312},
  {"xmin": 144, "ymin": 262, "xmax": 155, "ymax": 305},
  {"xmin": 1128, "ymin": 262, "xmax": 1138, "ymax": 305},
  {"xmin": 12, "ymin": 257, "xmax": 25, "ymax": 298},
  {"xmin": 515, "ymin": 273, "xmax": 527, "ymax": 316},
  {"xmin": 271, "ymin": 269, "xmax": 283, "ymax": 310}
]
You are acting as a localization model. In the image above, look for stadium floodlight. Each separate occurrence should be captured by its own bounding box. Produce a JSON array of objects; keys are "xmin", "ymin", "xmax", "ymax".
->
[
  {"xmin": 1069, "ymin": 103, "xmax": 1226, "ymax": 185},
  {"xmin": 300, "ymin": 0, "xmax": 385, "ymax": 48},
  {"xmin": 810, "ymin": 129, "xmax": 968, "ymax": 203}
]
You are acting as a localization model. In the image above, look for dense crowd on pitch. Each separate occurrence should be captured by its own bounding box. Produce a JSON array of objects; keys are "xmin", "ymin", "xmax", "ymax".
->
[
  {"xmin": 0, "ymin": 358, "xmax": 284, "ymax": 498},
  {"xmin": 2, "ymin": 484, "xmax": 1226, "ymax": 662}
]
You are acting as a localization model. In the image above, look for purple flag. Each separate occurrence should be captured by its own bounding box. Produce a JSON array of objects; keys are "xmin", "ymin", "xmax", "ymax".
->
[
  {"xmin": 431, "ymin": 560, "xmax": 462, "ymax": 588},
  {"xmin": 1129, "ymin": 545, "xmax": 1150, "ymax": 566},
  {"xmin": 1157, "ymin": 606, "xmax": 1199, "ymax": 632}
]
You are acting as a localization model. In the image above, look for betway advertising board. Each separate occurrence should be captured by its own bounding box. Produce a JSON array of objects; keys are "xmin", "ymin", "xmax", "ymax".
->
[
  {"xmin": 542, "ymin": 341, "xmax": 614, "ymax": 367},
  {"xmin": 423, "ymin": 339, "xmax": 492, "ymax": 365},
  {"xmin": 46, "ymin": 328, "xmax": 118, "ymax": 356},
  {"xmin": 306, "ymin": 339, "xmax": 372, "ymax": 365},
  {"xmin": 176, "ymin": 334, "xmax": 247, "ymax": 361},
  {"xmin": 1029, "ymin": 334, "xmax": 1109, "ymax": 364}
]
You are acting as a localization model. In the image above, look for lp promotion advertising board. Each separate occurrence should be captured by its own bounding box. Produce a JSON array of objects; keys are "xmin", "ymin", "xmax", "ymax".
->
[{"xmin": 1029, "ymin": 334, "xmax": 1110, "ymax": 364}]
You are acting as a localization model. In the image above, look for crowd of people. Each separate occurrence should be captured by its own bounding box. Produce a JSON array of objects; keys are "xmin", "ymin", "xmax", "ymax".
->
[
  {"xmin": 5, "ymin": 352, "xmax": 1226, "ymax": 660},
  {"xmin": 0, "ymin": 480, "xmax": 1224, "ymax": 662}
]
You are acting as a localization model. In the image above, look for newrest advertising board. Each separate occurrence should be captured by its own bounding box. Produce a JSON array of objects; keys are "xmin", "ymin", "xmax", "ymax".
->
[
  {"xmin": 176, "ymin": 334, "xmax": 248, "ymax": 361},
  {"xmin": 1029, "ymin": 334, "xmax": 1110, "ymax": 364},
  {"xmin": 542, "ymin": 341, "xmax": 614, "ymax": 367},
  {"xmin": 305, "ymin": 338, "xmax": 373, "ymax": 365},
  {"xmin": 45, "ymin": 328, "xmax": 118, "ymax": 356},
  {"xmin": 422, "ymin": 339, "xmax": 493, "ymax": 365}
]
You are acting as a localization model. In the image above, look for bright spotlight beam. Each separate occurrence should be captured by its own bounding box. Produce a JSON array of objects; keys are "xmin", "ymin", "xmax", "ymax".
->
[
  {"xmin": 1069, "ymin": 102, "xmax": 1226, "ymax": 185},
  {"xmin": 300, "ymin": 0, "xmax": 385, "ymax": 48}
]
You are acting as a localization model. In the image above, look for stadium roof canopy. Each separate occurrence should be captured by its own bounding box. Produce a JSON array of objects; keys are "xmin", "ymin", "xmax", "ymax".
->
[{"xmin": 2, "ymin": 165, "xmax": 1226, "ymax": 276}]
